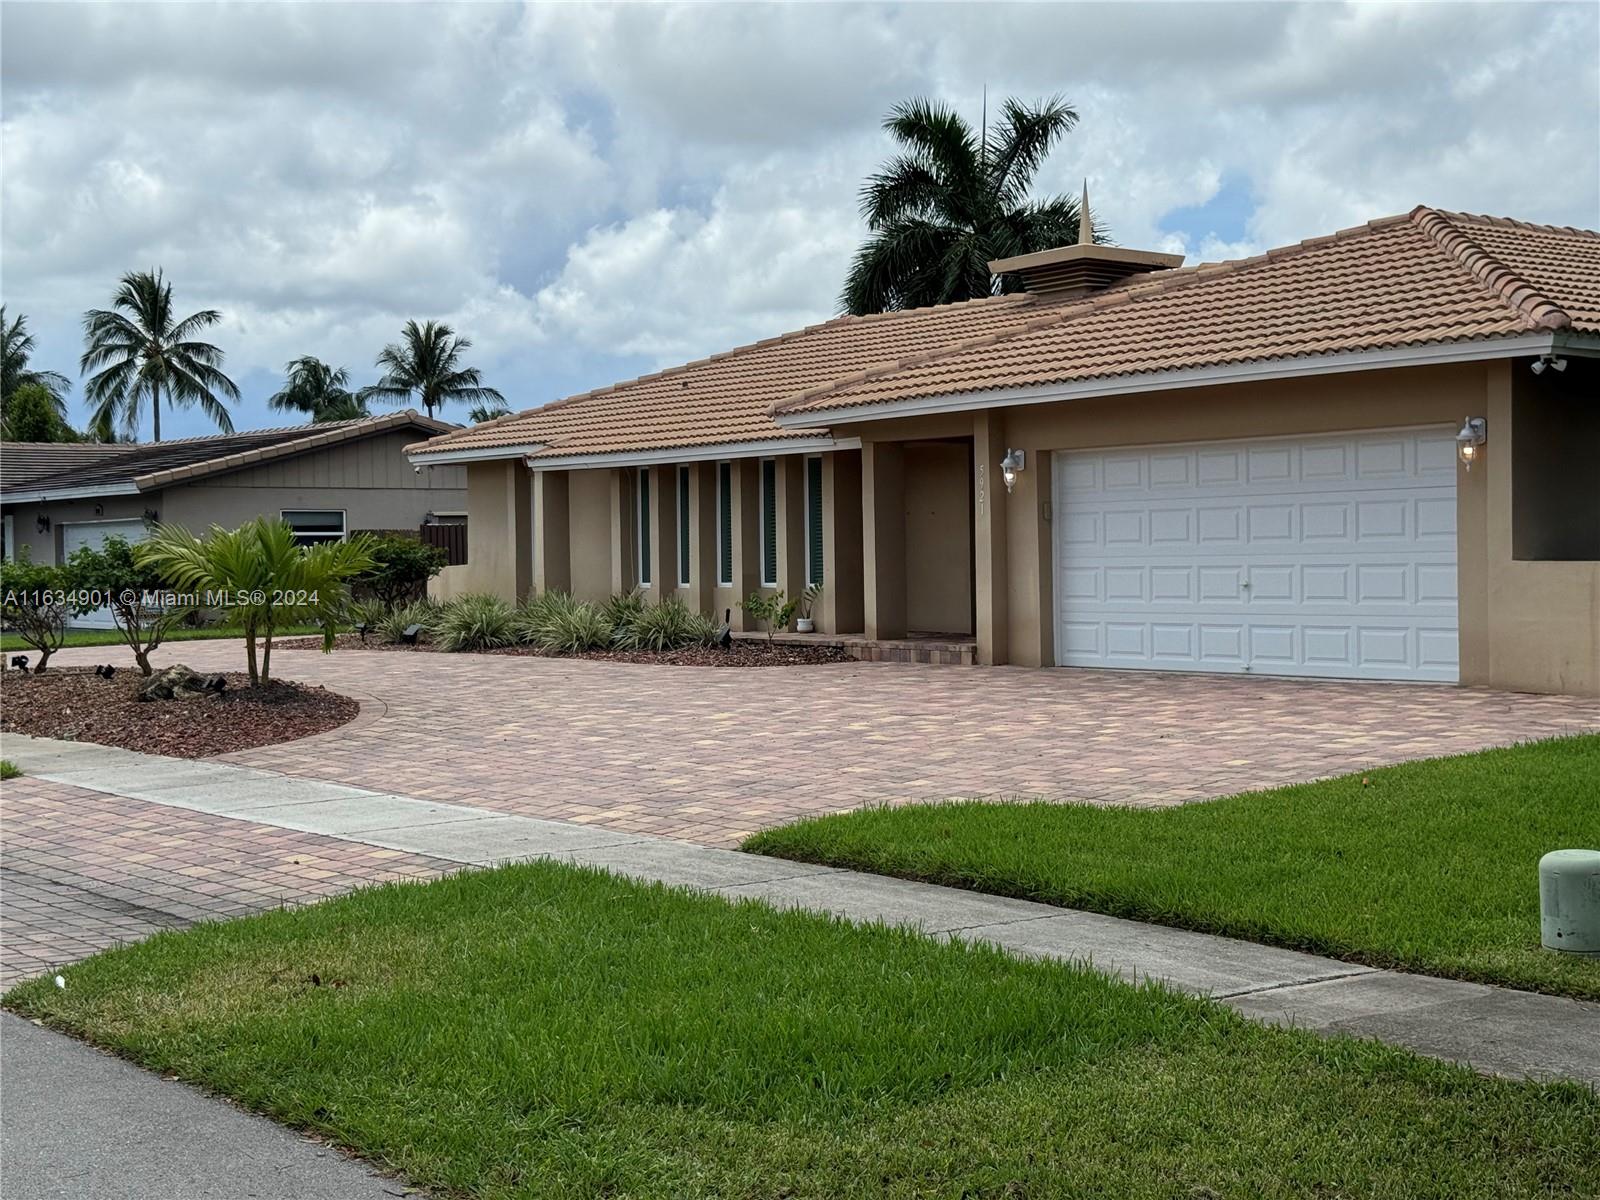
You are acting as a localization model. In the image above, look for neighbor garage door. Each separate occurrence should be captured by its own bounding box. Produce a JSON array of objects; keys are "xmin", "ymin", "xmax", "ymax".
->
[
  {"xmin": 1053, "ymin": 429, "xmax": 1459, "ymax": 682},
  {"xmin": 61, "ymin": 519, "xmax": 148, "ymax": 628}
]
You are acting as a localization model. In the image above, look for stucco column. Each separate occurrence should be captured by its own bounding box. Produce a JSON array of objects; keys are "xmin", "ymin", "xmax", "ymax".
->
[
  {"xmin": 649, "ymin": 464, "xmax": 677, "ymax": 600},
  {"xmin": 691, "ymin": 462, "xmax": 718, "ymax": 616},
  {"xmin": 532, "ymin": 469, "xmax": 571, "ymax": 596},
  {"xmin": 1455, "ymin": 368, "xmax": 1495, "ymax": 685},
  {"xmin": 1004, "ymin": 448, "xmax": 1053, "ymax": 667},
  {"xmin": 973, "ymin": 413, "xmax": 1010, "ymax": 665},
  {"xmin": 729, "ymin": 458, "xmax": 762, "ymax": 629},
  {"xmin": 775, "ymin": 456, "xmax": 806, "ymax": 602},
  {"xmin": 609, "ymin": 468, "xmax": 634, "ymax": 594},
  {"xmin": 820, "ymin": 450, "xmax": 863, "ymax": 634},
  {"xmin": 862, "ymin": 440, "xmax": 907, "ymax": 640}
]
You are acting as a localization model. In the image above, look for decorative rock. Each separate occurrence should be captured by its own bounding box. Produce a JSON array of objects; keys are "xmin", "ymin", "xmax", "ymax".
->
[{"xmin": 136, "ymin": 665, "xmax": 214, "ymax": 703}]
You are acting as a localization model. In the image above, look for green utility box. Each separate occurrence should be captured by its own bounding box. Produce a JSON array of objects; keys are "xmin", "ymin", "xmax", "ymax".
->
[{"xmin": 1540, "ymin": 849, "xmax": 1600, "ymax": 956}]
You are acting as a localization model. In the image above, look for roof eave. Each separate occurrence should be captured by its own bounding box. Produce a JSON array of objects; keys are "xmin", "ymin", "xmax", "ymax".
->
[
  {"xmin": 773, "ymin": 332, "xmax": 1569, "ymax": 428},
  {"xmin": 0, "ymin": 480, "xmax": 145, "ymax": 505},
  {"xmin": 407, "ymin": 442, "xmax": 548, "ymax": 466},
  {"xmin": 519, "ymin": 435, "xmax": 856, "ymax": 471}
]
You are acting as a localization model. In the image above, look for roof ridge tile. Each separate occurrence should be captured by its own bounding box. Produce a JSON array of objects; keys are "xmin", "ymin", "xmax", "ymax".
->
[{"xmin": 1410, "ymin": 206, "xmax": 1572, "ymax": 331}]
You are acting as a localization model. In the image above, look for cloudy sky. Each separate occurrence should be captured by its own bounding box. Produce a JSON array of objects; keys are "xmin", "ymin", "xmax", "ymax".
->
[{"xmin": 3, "ymin": 0, "xmax": 1597, "ymax": 440}]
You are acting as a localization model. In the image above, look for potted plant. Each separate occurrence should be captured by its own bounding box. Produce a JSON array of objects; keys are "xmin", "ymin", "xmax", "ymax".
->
[{"xmin": 794, "ymin": 583, "xmax": 822, "ymax": 633}]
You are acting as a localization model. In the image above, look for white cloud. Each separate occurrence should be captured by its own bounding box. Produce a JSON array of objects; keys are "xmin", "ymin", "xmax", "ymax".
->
[{"xmin": 1, "ymin": 1, "xmax": 1595, "ymax": 436}]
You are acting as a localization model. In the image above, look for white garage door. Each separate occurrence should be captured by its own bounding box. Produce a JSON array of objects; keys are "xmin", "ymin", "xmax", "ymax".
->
[
  {"xmin": 61, "ymin": 519, "xmax": 149, "ymax": 628},
  {"xmin": 1053, "ymin": 429, "xmax": 1459, "ymax": 682}
]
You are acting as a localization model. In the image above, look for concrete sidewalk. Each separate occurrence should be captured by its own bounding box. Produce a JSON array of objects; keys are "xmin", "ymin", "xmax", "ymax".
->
[
  {"xmin": 6, "ymin": 732, "xmax": 1599, "ymax": 1088},
  {"xmin": 0, "ymin": 1014, "xmax": 406, "ymax": 1200}
]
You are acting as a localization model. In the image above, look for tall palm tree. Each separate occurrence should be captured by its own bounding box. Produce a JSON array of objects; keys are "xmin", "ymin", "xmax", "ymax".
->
[
  {"xmin": 841, "ymin": 96, "xmax": 1089, "ymax": 315},
  {"xmin": 80, "ymin": 269, "xmax": 239, "ymax": 442},
  {"xmin": 468, "ymin": 401, "xmax": 511, "ymax": 424},
  {"xmin": 268, "ymin": 356, "xmax": 369, "ymax": 423},
  {"xmin": 362, "ymin": 320, "xmax": 504, "ymax": 420},
  {"xmin": 2, "ymin": 306, "xmax": 72, "ymax": 417}
]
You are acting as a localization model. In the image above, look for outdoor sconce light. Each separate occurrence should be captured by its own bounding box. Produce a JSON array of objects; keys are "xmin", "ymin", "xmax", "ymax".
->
[
  {"xmin": 143, "ymin": 509, "xmax": 160, "ymax": 524},
  {"xmin": 35, "ymin": 514, "xmax": 49, "ymax": 534},
  {"xmin": 1456, "ymin": 417, "xmax": 1487, "ymax": 471},
  {"xmin": 1000, "ymin": 448, "xmax": 1026, "ymax": 494},
  {"xmin": 1530, "ymin": 355, "xmax": 1568, "ymax": 375}
]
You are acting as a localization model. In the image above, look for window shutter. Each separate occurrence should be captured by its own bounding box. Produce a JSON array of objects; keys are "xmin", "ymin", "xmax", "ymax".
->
[
  {"xmin": 718, "ymin": 462, "xmax": 733, "ymax": 585},
  {"xmin": 678, "ymin": 466, "xmax": 691, "ymax": 586},
  {"xmin": 760, "ymin": 459, "xmax": 778, "ymax": 586},
  {"xmin": 806, "ymin": 456, "xmax": 824, "ymax": 585}
]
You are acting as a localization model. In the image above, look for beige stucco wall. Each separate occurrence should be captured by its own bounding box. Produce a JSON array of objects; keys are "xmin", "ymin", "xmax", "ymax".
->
[
  {"xmin": 849, "ymin": 359, "xmax": 1598, "ymax": 694},
  {"xmin": 903, "ymin": 440, "xmax": 973, "ymax": 635},
  {"xmin": 456, "ymin": 460, "xmax": 531, "ymax": 600},
  {"xmin": 566, "ymin": 469, "xmax": 613, "ymax": 602}
]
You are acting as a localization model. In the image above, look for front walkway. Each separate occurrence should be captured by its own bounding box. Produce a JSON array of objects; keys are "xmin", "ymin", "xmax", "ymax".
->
[
  {"xmin": 37, "ymin": 640, "xmax": 1600, "ymax": 846},
  {"xmin": 7, "ymin": 733, "xmax": 1599, "ymax": 1088}
]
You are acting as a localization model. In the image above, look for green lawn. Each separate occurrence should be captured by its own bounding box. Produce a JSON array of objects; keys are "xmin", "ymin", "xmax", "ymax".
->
[
  {"xmin": 0, "ymin": 624, "xmax": 325, "ymax": 651},
  {"xmin": 6, "ymin": 862, "xmax": 1595, "ymax": 1199},
  {"xmin": 744, "ymin": 736, "xmax": 1600, "ymax": 1001}
]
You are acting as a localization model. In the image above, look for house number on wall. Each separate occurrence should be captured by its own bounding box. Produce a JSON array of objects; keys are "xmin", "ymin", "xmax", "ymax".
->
[{"xmin": 976, "ymin": 463, "xmax": 987, "ymax": 514}]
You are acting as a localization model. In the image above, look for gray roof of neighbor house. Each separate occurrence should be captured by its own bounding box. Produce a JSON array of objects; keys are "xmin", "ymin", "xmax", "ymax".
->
[
  {"xmin": 1, "ymin": 411, "xmax": 455, "ymax": 504},
  {"xmin": 0, "ymin": 442, "xmax": 141, "ymax": 490}
]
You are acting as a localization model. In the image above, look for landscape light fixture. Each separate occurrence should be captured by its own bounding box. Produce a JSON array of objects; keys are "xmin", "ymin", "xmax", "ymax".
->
[
  {"xmin": 10, "ymin": 655, "xmax": 29, "ymax": 673},
  {"xmin": 1000, "ymin": 448, "xmax": 1026, "ymax": 494},
  {"xmin": 1530, "ymin": 355, "xmax": 1568, "ymax": 375},
  {"xmin": 356, "ymin": 621, "xmax": 371, "ymax": 645},
  {"xmin": 401, "ymin": 624, "xmax": 423, "ymax": 644},
  {"xmin": 1456, "ymin": 416, "xmax": 1487, "ymax": 471}
]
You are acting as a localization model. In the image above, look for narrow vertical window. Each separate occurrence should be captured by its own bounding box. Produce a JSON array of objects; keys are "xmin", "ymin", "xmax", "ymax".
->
[
  {"xmin": 637, "ymin": 468, "xmax": 652, "ymax": 586},
  {"xmin": 678, "ymin": 465, "xmax": 692, "ymax": 587},
  {"xmin": 717, "ymin": 461, "xmax": 733, "ymax": 586},
  {"xmin": 759, "ymin": 458, "xmax": 778, "ymax": 587},
  {"xmin": 805, "ymin": 455, "xmax": 824, "ymax": 587}
]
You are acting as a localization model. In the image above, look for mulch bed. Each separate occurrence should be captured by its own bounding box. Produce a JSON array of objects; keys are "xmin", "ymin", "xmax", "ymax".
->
[
  {"xmin": 276, "ymin": 632, "xmax": 854, "ymax": 667},
  {"xmin": 0, "ymin": 667, "xmax": 359, "ymax": 758}
]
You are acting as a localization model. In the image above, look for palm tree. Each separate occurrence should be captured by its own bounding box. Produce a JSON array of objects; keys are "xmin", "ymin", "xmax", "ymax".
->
[
  {"xmin": 841, "ymin": 96, "xmax": 1089, "ymax": 315},
  {"xmin": 2, "ymin": 306, "xmax": 71, "ymax": 418},
  {"xmin": 268, "ymin": 357, "xmax": 369, "ymax": 423},
  {"xmin": 137, "ymin": 517, "xmax": 373, "ymax": 686},
  {"xmin": 468, "ymin": 401, "xmax": 511, "ymax": 424},
  {"xmin": 80, "ymin": 269, "xmax": 239, "ymax": 442},
  {"xmin": 362, "ymin": 320, "xmax": 504, "ymax": 420}
]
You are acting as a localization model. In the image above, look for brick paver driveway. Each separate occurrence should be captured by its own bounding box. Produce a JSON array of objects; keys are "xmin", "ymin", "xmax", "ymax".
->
[{"xmin": 33, "ymin": 640, "xmax": 1600, "ymax": 846}]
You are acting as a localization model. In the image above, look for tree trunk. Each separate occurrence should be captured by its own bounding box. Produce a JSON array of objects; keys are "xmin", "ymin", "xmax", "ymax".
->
[
  {"xmin": 152, "ymin": 380, "xmax": 162, "ymax": 443},
  {"xmin": 35, "ymin": 646, "xmax": 53, "ymax": 672},
  {"xmin": 261, "ymin": 626, "xmax": 274, "ymax": 686},
  {"xmin": 244, "ymin": 620, "xmax": 259, "ymax": 686}
]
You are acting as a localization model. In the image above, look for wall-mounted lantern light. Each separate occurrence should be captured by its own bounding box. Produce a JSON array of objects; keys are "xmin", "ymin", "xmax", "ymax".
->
[
  {"xmin": 142, "ymin": 509, "xmax": 160, "ymax": 524},
  {"xmin": 35, "ymin": 513, "xmax": 50, "ymax": 534},
  {"xmin": 1000, "ymin": 448, "xmax": 1026, "ymax": 494},
  {"xmin": 1456, "ymin": 417, "xmax": 1487, "ymax": 471}
]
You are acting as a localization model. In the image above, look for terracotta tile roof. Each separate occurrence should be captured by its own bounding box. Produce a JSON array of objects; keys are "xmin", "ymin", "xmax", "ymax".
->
[
  {"xmin": 407, "ymin": 292, "xmax": 1078, "ymax": 460},
  {"xmin": 407, "ymin": 205, "xmax": 1598, "ymax": 462},
  {"xmin": 4, "ymin": 411, "xmax": 454, "ymax": 501},
  {"xmin": 776, "ymin": 207, "xmax": 1599, "ymax": 417}
]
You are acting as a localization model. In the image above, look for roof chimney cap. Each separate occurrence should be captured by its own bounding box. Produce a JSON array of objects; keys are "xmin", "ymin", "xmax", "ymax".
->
[{"xmin": 989, "ymin": 182, "xmax": 1183, "ymax": 297}]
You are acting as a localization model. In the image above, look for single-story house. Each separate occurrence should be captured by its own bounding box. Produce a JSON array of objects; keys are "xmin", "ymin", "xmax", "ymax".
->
[
  {"xmin": 3, "ymin": 410, "xmax": 467, "ymax": 623},
  {"xmin": 407, "ymin": 207, "xmax": 1600, "ymax": 696}
]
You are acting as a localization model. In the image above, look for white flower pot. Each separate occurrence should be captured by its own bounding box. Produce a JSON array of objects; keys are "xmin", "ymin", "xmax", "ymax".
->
[{"xmin": 795, "ymin": 618, "xmax": 815, "ymax": 633}]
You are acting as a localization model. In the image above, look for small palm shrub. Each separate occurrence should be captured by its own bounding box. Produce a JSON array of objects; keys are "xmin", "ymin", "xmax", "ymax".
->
[
  {"xmin": 434, "ymin": 593, "xmax": 516, "ymax": 652},
  {"xmin": 539, "ymin": 601, "xmax": 613, "ymax": 653},
  {"xmin": 614, "ymin": 596, "xmax": 717, "ymax": 651},
  {"xmin": 510, "ymin": 590, "xmax": 579, "ymax": 646},
  {"xmin": 377, "ymin": 598, "xmax": 440, "ymax": 644},
  {"xmin": 346, "ymin": 598, "xmax": 390, "ymax": 633},
  {"xmin": 600, "ymin": 588, "xmax": 645, "ymax": 634}
]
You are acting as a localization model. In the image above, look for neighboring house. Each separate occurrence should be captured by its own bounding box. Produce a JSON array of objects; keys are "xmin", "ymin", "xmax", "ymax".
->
[
  {"xmin": 3, "ymin": 411, "xmax": 467, "ymax": 625},
  {"xmin": 407, "ymin": 207, "xmax": 1600, "ymax": 696}
]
